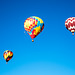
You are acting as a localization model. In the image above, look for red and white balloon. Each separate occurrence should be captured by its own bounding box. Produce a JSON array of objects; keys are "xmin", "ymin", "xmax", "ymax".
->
[{"xmin": 65, "ymin": 17, "xmax": 75, "ymax": 35}]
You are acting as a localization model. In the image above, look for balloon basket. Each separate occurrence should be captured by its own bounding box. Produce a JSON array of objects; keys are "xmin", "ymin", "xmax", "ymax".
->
[
  {"xmin": 6, "ymin": 62, "xmax": 8, "ymax": 64},
  {"xmin": 32, "ymin": 40, "xmax": 34, "ymax": 42},
  {"xmin": 72, "ymin": 33, "xmax": 74, "ymax": 35}
]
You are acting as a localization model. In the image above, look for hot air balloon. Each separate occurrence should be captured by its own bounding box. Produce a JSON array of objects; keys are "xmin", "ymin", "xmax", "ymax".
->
[
  {"xmin": 65, "ymin": 17, "xmax": 75, "ymax": 35},
  {"xmin": 3, "ymin": 50, "xmax": 13, "ymax": 64},
  {"xmin": 24, "ymin": 16, "xmax": 44, "ymax": 42}
]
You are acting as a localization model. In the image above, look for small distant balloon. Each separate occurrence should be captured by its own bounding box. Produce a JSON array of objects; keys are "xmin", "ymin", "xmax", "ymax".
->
[
  {"xmin": 3, "ymin": 50, "xmax": 13, "ymax": 64},
  {"xmin": 65, "ymin": 17, "xmax": 75, "ymax": 35},
  {"xmin": 24, "ymin": 16, "xmax": 44, "ymax": 42}
]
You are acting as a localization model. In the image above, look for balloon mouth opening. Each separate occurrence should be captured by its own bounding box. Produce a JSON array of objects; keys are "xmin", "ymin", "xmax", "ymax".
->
[
  {"xmin": 71, "ymin": 30, "xmax": 74, "ymax": 32},
  {"xmin": 71, "ymin": 30, "xmax": 74, "ymax": 35}
]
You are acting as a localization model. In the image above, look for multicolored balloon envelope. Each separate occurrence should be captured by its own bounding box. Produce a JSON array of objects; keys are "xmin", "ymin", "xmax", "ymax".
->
[
  {"xmin": 65, "ymin": 17, "xmax": 75, "ymax": 35},
  {"xmin": 24, "ymin": 16, "xmax": 44, "ymax": 42},
  {"xmin": 3, "ymin": 50, "xmax": 13, "ymax": 64}
]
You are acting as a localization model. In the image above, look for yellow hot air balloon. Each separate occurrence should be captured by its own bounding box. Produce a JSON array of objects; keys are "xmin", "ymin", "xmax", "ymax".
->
[
  {"xmin": 3, "ymin": 50, "xmax": 13, "ymax": 64},
  {"xmin": 24, "ymin": 16, "xmax": 44, "ymax": 42}
]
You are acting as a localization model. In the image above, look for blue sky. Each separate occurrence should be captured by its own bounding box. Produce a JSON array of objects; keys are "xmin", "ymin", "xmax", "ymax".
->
[{"xmin": 0, "ymin": 0, "xmax": 75, "ymax": 75}]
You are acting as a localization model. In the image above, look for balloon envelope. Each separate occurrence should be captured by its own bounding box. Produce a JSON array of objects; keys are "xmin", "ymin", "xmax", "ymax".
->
[
  {"xmin": 24, "ymin": 16, "xmax": 44, "ymax": 40},
  {"xmin": 3, "ymin": 50, "xmax": 13, "ymax": 62},
  {"xmin": 65, "ymin": 17, "xmax": 75, "ymax": 35}
]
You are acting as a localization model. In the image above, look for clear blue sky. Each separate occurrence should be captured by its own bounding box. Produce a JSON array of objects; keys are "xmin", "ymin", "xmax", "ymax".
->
[{"xmin": 0, "ymin": 0, "xmax": 75, "ymax": 75}]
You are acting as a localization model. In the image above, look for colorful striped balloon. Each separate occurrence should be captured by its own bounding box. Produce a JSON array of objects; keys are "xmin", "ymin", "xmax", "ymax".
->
[
  {"xmin": 3, "ymin": 50, "xmax": 13, "ymax": 64},
  {"xmin": 24, "ymin": 16, "xmax": 44, "ymax": 42}
]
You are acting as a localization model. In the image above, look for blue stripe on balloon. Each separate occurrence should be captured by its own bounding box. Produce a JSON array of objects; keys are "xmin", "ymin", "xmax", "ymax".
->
[
  {"xmin": 33, "ymin": 26, "xmax": 37, "ymax": 29},
  {"xmin": 37, "ymin": 21, "xmax": 40, "ymax": 27},
  {"xmin": 28, "ymin": 31, "xmax": 32, "ymax": 35},
  {"xmin": 31, "ymin": 29, "xmax": 33, "ymax": 31},
  {"xmin": 40, "ymin": 23, "xmax": 43, "ymax": 27}
]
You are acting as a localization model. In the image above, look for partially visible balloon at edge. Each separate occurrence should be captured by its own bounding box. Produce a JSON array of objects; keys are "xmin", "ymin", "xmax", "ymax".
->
[{"xmin": 65, "ymin": 17, "xmax": 75, "ymax": 35}]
